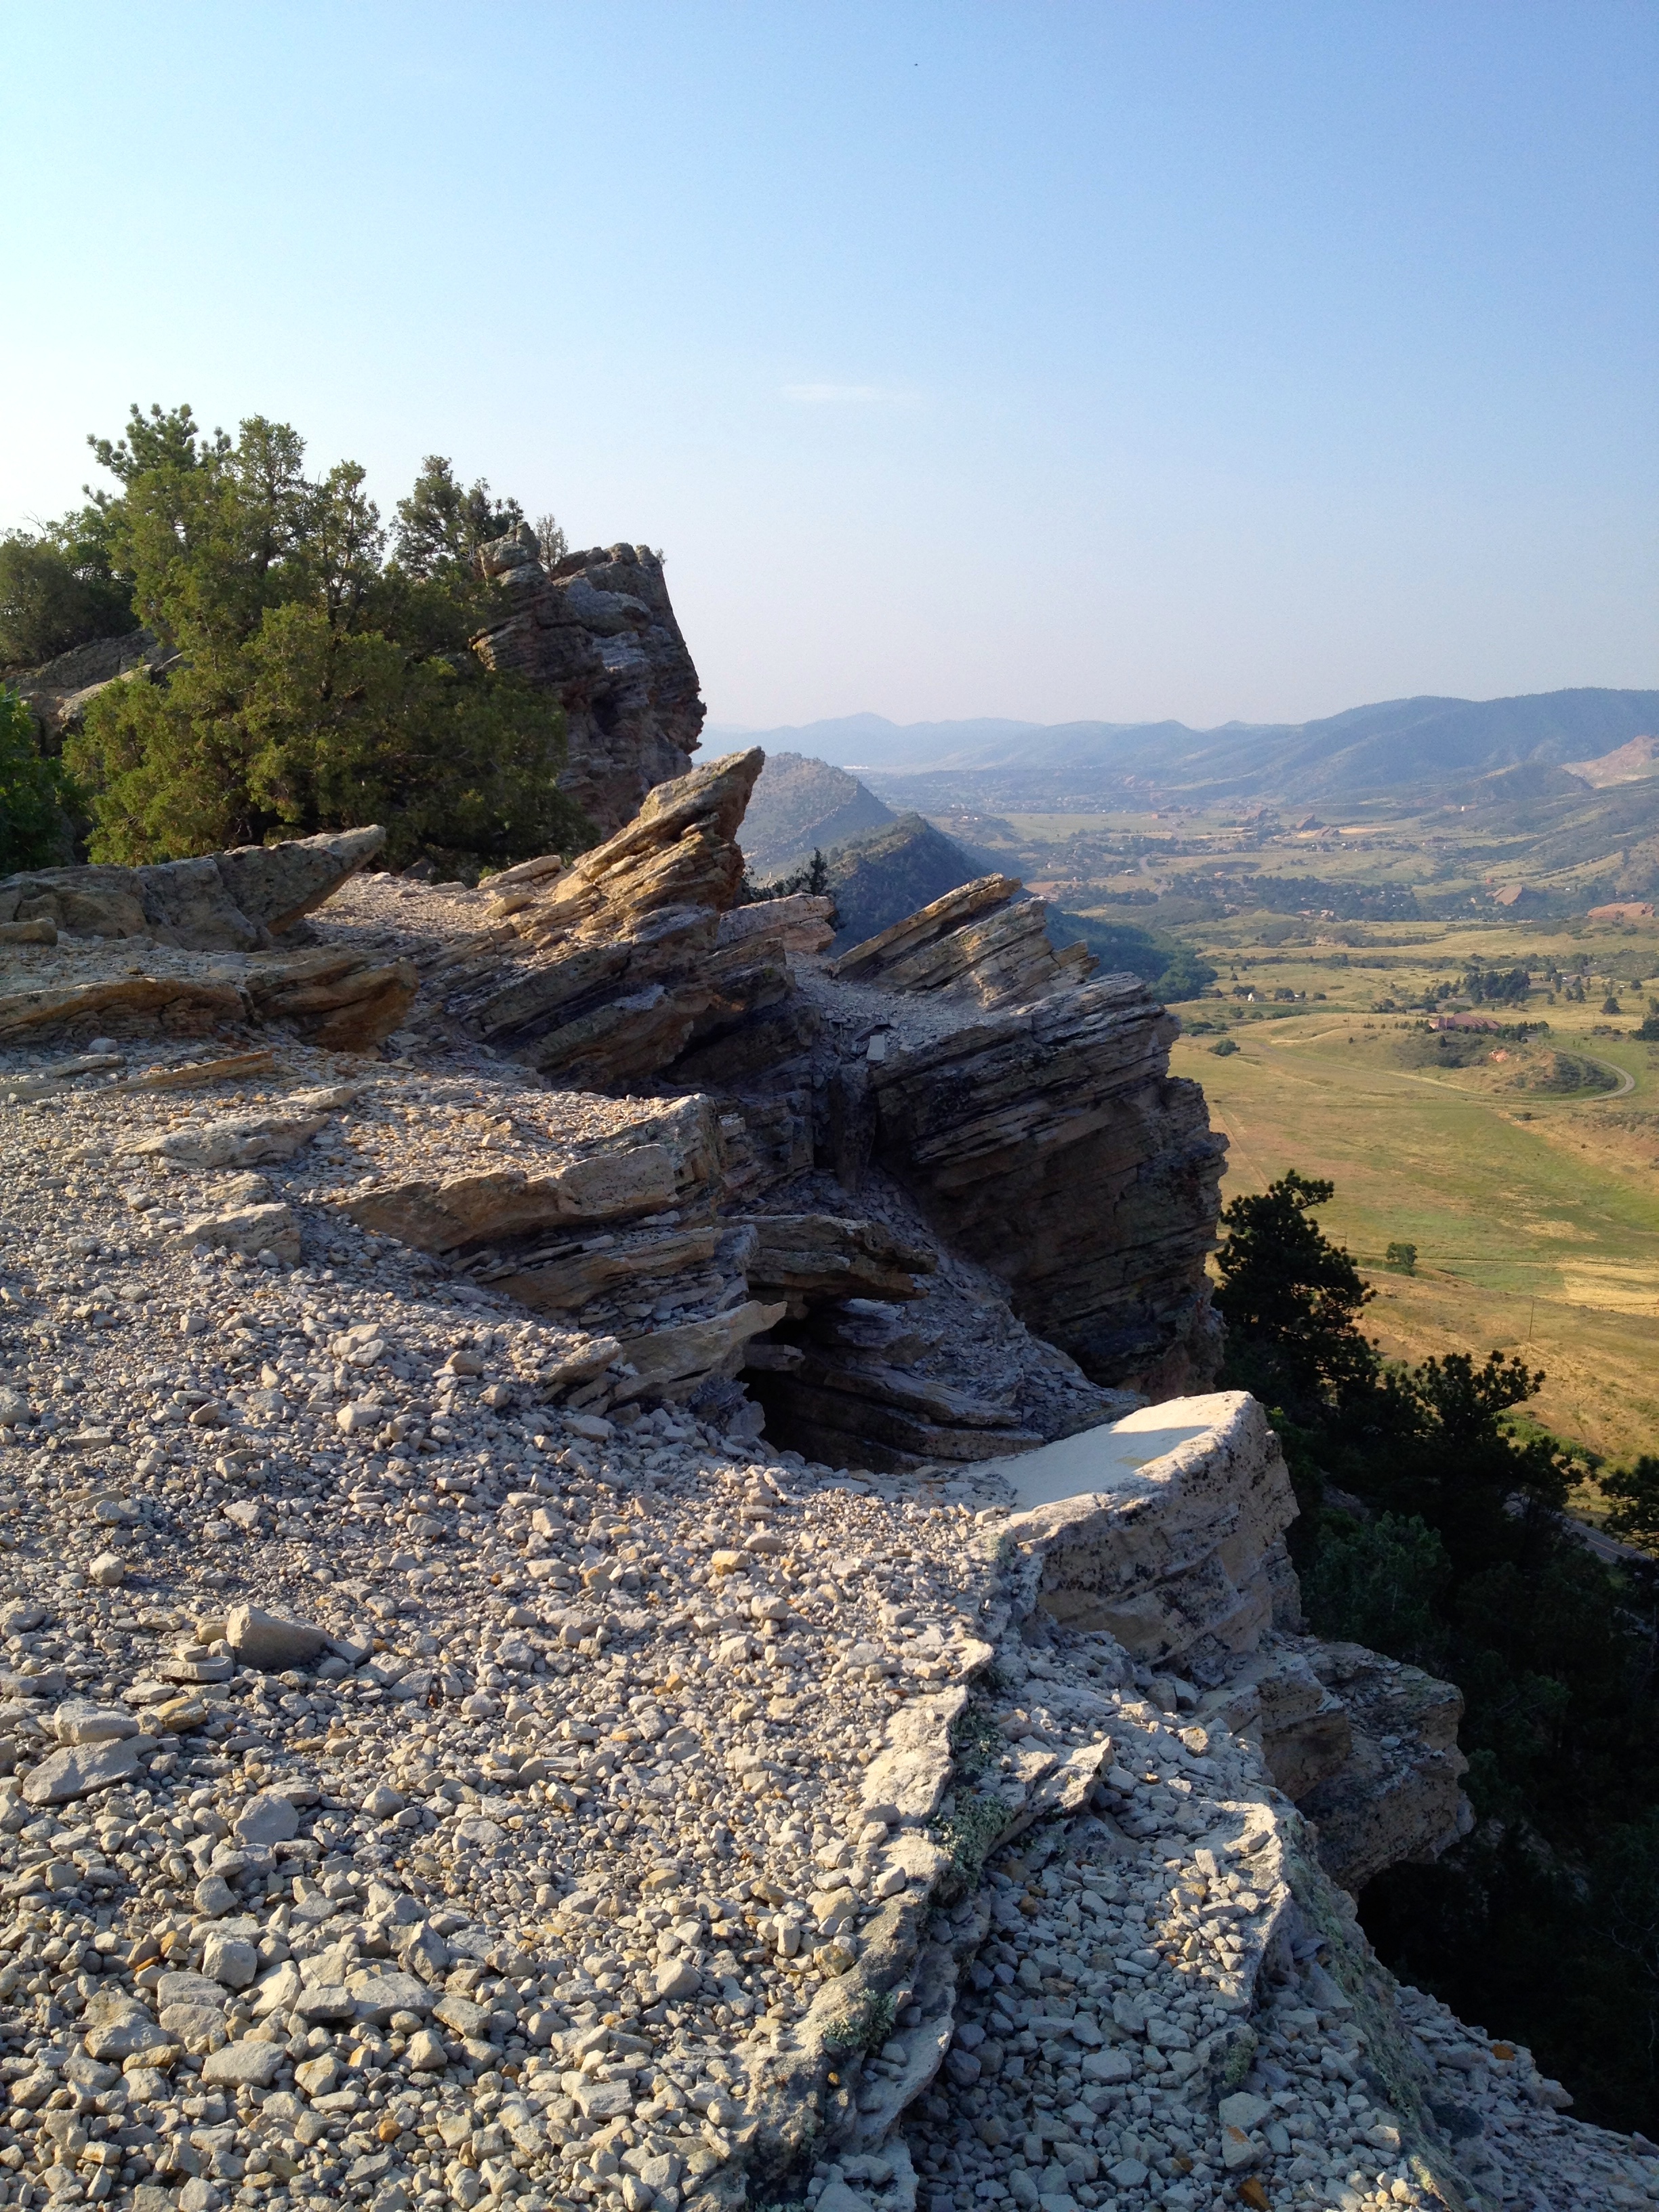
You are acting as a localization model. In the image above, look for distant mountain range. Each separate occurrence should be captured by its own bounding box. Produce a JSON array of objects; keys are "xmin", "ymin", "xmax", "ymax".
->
[{"xmin": 707, "ymin": 688, "xmax": 1659, "ymax": 806}]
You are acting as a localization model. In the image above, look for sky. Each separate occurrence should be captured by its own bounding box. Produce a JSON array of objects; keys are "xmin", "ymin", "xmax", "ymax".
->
[{"xmin": 2, "ymin": 1, "xmax": 1656, "ymax": 732}]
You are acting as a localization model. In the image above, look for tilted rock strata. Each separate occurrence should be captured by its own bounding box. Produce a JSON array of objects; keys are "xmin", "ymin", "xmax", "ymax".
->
[
  {"xmin": 830, "ymin": 874, "xmax": 1097, "ymax": 1011},
  {"xmin": 471, "ymin": 525, "xmax": 706, "ymax": 836},
  {"xmin": 0, "ymin": 825, "xmax": 387, "ymax": 951},
  {"xmin": 0, "ymin": 947, "xmax": 416, "ymax": 1056},
  {"xmin": 0, "ymin": 1071, "xmax": 1632, "ymax": 2212},
  {"xmin": 436, "ymin": 750, "xmax": 767, "ymax": 1086},
  {"xmin": 867, "ymin": 978, "xmax": 1227, "ymax": 1395}
]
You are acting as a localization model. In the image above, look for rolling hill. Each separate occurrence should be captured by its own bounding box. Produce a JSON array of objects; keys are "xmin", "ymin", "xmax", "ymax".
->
[{"xmin": 711, "ymin": 688, "xmax": 1659, "ymax": 808}]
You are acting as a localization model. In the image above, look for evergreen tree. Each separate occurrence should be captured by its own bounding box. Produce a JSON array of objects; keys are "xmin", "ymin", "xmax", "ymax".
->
[{"xmin": 65, "ymin": 408, "xmax": 591, "ymax": 873}]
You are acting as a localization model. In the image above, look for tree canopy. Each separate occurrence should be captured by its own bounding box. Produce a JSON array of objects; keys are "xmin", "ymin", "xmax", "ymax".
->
[
  {"xmin": 1219, "ymin": 1167, "xmax": 1659, "ymax": 2135},
  {"xmin": 0, "ymin": 688, "xmax": 75, "ymax": 870},
  {"xmin": 59, "ymin": 406, "xmax": 589, "ymax": 873}
]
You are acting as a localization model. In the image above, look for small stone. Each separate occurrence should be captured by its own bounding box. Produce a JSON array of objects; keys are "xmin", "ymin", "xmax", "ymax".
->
[
  {"xmin": 22, "ymin": 1736, "xmax": 141, "ymax": 1803},
  {"xmin": 1218, "ymin": 2091, "xmax": 1273, "ymax": 2132},
  {"xmin": 201, "ymin": 1932, "xmax": 258, "ymax": 1988},
  {"xmin": 194, "ymin": 1874, "xmax": 237, "ymax": 1917},
  {"xmin": 405, "ymin": 2028, "xmax": 447, "ymax": 2071},
  {"xmin": 348, "ymin": 1970, "xmax": 433, "ymax": 2023},
  {"xmin": 54, "ymin": 1700, "xmax": 140, "ymax": 1746},
  {"xmin": 653, "ymin": 1957, "xmax": 701, "ymax": 2002},
  {"xmin": 88, "ymin": 1550, "xmax": 127, "ymax": 1589},
  {"xmin": 81, "ymin": 1990, "xmax": 171, "ymax": 2062},
  {"xmin": 1219, "ymin": 2125, "xmax": 1261, "ymax": 2173},
  {"xmin": 363, "ymin": 1782, "xmax": 405, "ymax": 1819},
  {"xmin": 234, "ymin": 1787, "xmax": 301, "ymax": 1845},
  {"xmin": 202, "ymin": 2038, "xmax": 287, "ymax": 2088}
]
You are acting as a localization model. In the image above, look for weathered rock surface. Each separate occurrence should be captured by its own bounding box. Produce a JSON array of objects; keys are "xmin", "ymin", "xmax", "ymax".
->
[
  {"xmin": 0, "ymin": 945, "xmax": 415, "ymax": 1053},
  {"xmin": 435, "ymin": 749, "xmax": 766, "ymax": 1084},
  {"xmin": 0, "ymin": 825, "xmax": 386, "ymax": 950},
  {"xmin": 985, "ymin": 1398, "xmax": 1471, "ymax": 1886},
  {"xmin": 867, "ymin": 977, "xmax": 1227, "ymax": 1393},
  {"xmin": 831, "ymin": 873, "xmax": 1097, "ymax": 1009},
  {"xmin": 7, "ymin": 626, "xmax": 163, "ymax": 741},
  {"xmin": 470, "ymin": 525, "xmax": 705, "ymax": 834},
  {"xmin": 1290, "ymin": 1640, "xmax": 1472, "ymax": 1890},
  {"xmin": 0, "ymin": 1054, "xmax": 1631, "ymax": 2212}
]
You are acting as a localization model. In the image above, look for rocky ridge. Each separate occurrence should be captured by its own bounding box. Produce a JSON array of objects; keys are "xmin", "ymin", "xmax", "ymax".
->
[
  {"xmin": 0, "ymin": 1084, "xmax": 1639, "ymax": 2212},
  {"xmin": 470, "ymin": 531, "xmax": 705, "ymax": 838},
  {"xmin": 0, "ymin": 764, "xmax": 1649, "ymax": 2212}
]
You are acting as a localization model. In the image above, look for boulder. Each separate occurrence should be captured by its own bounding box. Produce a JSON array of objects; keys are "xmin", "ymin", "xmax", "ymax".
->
[
  {"xmin": 470, "ymin": 529, "xmax": 705, "ymax": 835},
  {"xmin": 0, "ymin": 826, "xmax": 384, "ymax": 951},
  {"xmin": 226, "ymin": 1605, "xmax": 330, "ymax": 1671},
  {"xmin": 52, "ymin": 1702, "xmax": 139, "ymax": 1746}
]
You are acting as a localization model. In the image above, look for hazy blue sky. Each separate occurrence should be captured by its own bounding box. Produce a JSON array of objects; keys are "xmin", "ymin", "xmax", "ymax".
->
[{"xmin": 3, "ymin": 2, "xmax": 1655, "ymax": 729}]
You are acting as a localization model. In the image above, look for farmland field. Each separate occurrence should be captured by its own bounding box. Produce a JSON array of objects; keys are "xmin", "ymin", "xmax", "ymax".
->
[{"xmin": 1166, "ymin": 939, "xmax": 1659, "ymax": 1463}]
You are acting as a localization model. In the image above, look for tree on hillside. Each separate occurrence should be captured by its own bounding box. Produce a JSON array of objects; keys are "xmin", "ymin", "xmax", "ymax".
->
[
  {"xmin": 1214, "ymin": 1170, "xmax": 1376, "ymax": 1406},
  {"xmin": 0, "ymin": 516, "xmax": 137, "ymax": 672},
  {"xmin": 0, "ymin": 689, "xmax": 77, "ymax": 869},
  {"xmin": 1223, "ymin": 1164, "xmax": 1659, "ymax": 2132},
  {"xmin": 64, "ymin": 407, "xmax": 592, "ymax": 873},
  {"xmin": 393, "ymin": 455, "xmax": 525, "ymax": 579}
]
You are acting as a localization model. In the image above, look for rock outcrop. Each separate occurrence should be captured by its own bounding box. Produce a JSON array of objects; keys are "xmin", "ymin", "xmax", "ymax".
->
[
  {"xmin": 0, "ymin": 825, "xmax": 387, "ymax": 950},
  {"xmin": 830, "ymin": 872, "xmax": 1097, "ymax": 1010},
  {"xmin": 0, "ymin": 753, "xmax": 1223, "ymax": 1399},
  {"xmin": 866, "ymin": 979, "xmax": 1227, "ymax": 1393},
  {"xmin": 984, "ymin": 1400, "xmax": 1471, "ymax": 1887},
  {"xmin": 0, "ymin": 978, "xmax": 1630, "ymax": 2212},
  {"xmin": 470, "ymin": 526, "xmax": 705, "ymax": 834},
  {"xmin": 7, "ymin": 626, "xmax": 165, "ymax": 743}
]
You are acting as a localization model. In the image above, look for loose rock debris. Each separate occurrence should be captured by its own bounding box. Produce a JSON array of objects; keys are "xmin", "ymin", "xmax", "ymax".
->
[{"xmin": 0, "ymin": 1050, "xmax": 1650, "ymax": 2212}]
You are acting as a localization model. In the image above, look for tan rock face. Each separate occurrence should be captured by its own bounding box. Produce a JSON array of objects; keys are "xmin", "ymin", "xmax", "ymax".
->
[
  {"xmin": 337, "ymin": 1095, "xmax": 717, "ymax": 1252},
  {"xmin": 0, "ymin": 947, "xmax": 413, "ymax": 1054},
  {"xmin": 438, "ymin": 750, "xmax": 765, "ymax": 1085},
  {"xmin": 470, "ymin": 527, "xmax": 706, "ymax": 836},
  {"xmin": 0, "ymin": 827, "xmax": 385, "ymax": 951},
  {"xmin": 830, "ymin": 874, "xmax": 1095, "ymax": 1010}
]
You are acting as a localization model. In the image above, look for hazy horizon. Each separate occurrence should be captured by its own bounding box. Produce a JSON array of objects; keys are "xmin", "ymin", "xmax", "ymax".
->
[{"xmin": 3, "ymin": 3, "xmax": 1655, "ymax": 729}]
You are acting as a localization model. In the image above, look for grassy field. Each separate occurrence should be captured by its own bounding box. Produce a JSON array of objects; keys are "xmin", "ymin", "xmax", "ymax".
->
[
  {"xmin": 916, "ymin": 796, "xmax": 1659, "ymax": 1462},
  {"xmin": 1161, "ymin": 914, "xmax": 1659, "ymax": 1466},
  {"xmin": 1170, "ymin": 979, "xmax": 1659, "ymax": 1465}
]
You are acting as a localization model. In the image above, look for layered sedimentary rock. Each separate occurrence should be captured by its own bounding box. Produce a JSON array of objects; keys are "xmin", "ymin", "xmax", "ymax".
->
[
  {"xmin": 0, "ymin": 747, "xmax": 1225, "ymax": 1412},
  {"xmin": 0, "ymin": 946, "xmax": 415, "ymax": 1054},
  {"xmin": 867, "ymin": 978, "xmax": 1227, "ymax": 1393},
  {"xmin": 470, "ymin": 525, "xmax": 706, "ymax": 834},
  {"xmin": 0, "ymin": 825, "xmax": 386, "ymax": 950},
  {"xmin": 987, "ymin": 1397, "xmax": 1473, "ymax": 1887},
  {"xmin": 830, "ymin": 873, "xmax": 1097, "ymax": 1009},
  {"xmin": 433, "ymin": 750, "xmax": 767, "ymax": 1085}
]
